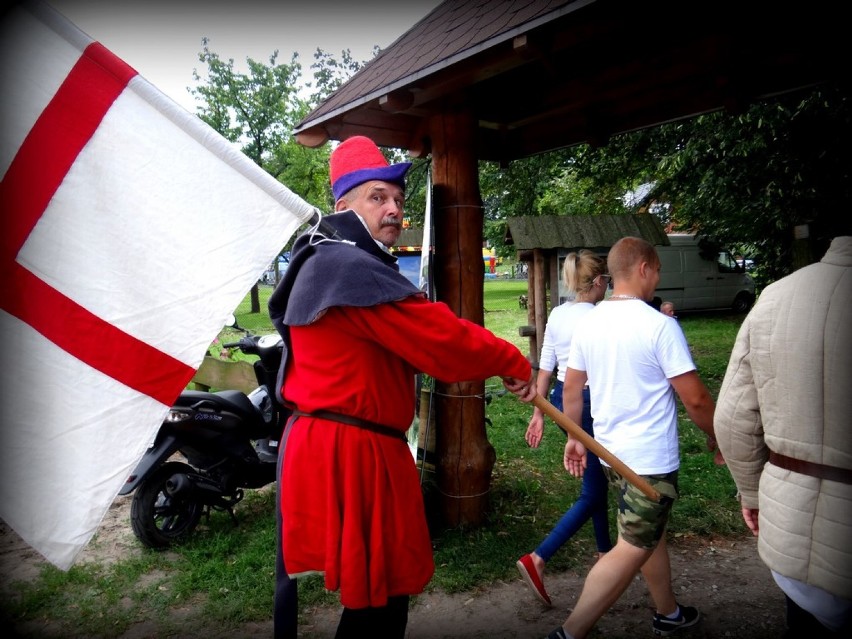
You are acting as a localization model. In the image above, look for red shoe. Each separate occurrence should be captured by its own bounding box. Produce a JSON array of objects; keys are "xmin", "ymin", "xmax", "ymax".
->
[{"xmin": 516, "ymin": 553, "xmax": 552, "ymax": 606}]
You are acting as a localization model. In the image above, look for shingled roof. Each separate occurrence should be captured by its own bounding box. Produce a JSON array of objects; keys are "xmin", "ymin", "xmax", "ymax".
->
[
  {"xmin": 294, "ymin": 0, "xmax": 847, "ymax": 162},
  {"xmin": 504, "ymin": 214, "xmax": 669, "ymax": 251},
  {"xmin": 297, "ymin": 0, "xmax": 575, "ymax": 142}
]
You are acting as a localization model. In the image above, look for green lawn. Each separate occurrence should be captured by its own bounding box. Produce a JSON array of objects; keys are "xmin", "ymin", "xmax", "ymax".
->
[{"xmin": 1, "ymin": 279, "xmax": 746, "ymax": 638}]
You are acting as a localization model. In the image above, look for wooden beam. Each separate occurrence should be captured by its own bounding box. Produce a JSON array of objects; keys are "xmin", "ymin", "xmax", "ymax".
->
[
  {"xmin": 294, "ymin": 127, "xmax": 328, "ymax": 148},
  {"xmin": 379, "ymin": 90, "xmax": 415, "ymax": 113}
]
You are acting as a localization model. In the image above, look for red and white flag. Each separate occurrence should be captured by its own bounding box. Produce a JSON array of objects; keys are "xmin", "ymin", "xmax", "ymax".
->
[{"xmin": 0, "ymin": 1, "xmax": 316, "ymax": 569}]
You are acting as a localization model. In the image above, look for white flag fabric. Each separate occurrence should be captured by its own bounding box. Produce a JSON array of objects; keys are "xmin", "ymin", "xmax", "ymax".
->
[{"xmin": 0, "ymin": 1, "xmax": 317, "ymax": 569}]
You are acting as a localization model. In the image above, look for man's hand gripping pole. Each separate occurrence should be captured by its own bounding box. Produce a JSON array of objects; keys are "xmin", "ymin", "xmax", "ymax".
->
[{"xmin": 532, "ymin": 395, "xmax": 662, "ymax": 502}]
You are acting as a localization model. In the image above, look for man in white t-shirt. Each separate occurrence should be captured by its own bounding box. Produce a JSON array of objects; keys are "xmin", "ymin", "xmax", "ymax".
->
[{"xmin": 547, "ymin": 236, "xmax": 720, "ymax": 639}]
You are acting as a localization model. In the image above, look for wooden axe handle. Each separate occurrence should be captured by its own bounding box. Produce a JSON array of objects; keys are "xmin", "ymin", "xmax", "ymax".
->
[{"xmin": 532, "ymin": 395, "xmax": 661, "ymax": 502}]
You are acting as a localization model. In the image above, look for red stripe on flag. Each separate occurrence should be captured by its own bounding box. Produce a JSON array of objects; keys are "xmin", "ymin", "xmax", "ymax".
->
[
  {"xmin": 1, "ymin": 42, "xmax": 195, "ymax": 405},
  {"xmin": 2, "ymin": 44, "xmax": 136, "ymax": 256},
  {"xmin": 7, "ymin": 263, "xmax": 195, "ymax": 403}
]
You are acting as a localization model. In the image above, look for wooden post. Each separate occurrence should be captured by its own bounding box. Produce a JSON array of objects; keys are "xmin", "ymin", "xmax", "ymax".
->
[
  {"xmin": 429, "ymin": 107, "xmax": 494, "ymax": 528},
  {"xmin": 417, "ymin": 388, "xmax": 437, "ymax": 476},
  {"xmin": 547, "ymin": 250, "xmax": 559, "ymax": 306},
  {"xmin": 532, "ymin": 248, "xmax": 548, "ymax": 361},
  {"xmin": 522, "ymin": 250, "xmax": 537, "ymax": 363}
]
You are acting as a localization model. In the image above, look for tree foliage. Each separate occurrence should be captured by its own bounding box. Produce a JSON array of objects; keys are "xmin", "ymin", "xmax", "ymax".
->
[
  {"xmin": 190, "ymin": 40, "xmax": 313, "ymax": 311},
  {"xmin": 477, "ymin": 81, "xmax": 851, "ymax": 283},
  {"xmin": 191, "ymin": 39, "xmax": 302, "ymax": 177},
  {"xmin": 189, "ymin": 36, "xmax": 850, "ymax": 292},
  {"xmin": 304, "ymin": 47, "xmax": 373, "ymax": 107},
  {"xmin": 478, "ymin": 149, "xmax": 637, "ymax": 255},
  {"xmin": 575, "ymin": 81, "xmax": 852, "ymax": 283}
]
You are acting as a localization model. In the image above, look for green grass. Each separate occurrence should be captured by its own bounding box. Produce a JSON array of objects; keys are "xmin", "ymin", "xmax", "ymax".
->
[
  {"xmin": 482, "ymin": 278, "xmax": 530, "ymax": 351},
  {"xmin": 0, "ymin": 280, "xmax": 746, "ymax": 637}
]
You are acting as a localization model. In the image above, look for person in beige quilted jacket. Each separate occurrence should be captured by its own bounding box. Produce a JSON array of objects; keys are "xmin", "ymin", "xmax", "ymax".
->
[{"xmin": 714, "ymin": 235, "xmax": 852, "ymax": 637}]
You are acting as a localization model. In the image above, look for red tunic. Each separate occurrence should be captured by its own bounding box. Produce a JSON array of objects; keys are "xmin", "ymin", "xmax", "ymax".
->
[{"xmin": 280, "ymin": 296, "xmax": 530, "ymax": 609}]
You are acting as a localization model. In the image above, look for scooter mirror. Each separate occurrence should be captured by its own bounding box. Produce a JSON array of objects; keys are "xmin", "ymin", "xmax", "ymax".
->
[{"xmin": 224, "ymin": 313, "xmax": 237, "ymax": 328}]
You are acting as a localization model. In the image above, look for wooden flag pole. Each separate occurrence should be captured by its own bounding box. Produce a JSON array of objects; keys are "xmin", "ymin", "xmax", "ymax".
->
[{"xmin": 532, "ymin": 395, "xmax": 661, "ymax": 502}]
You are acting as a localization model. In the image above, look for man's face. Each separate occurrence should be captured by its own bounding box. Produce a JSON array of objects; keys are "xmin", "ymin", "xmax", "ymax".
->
[
  {"xmin": 651, "ymin": 258, "xmax": 661, "ymax": 289},
  {"xmin": 638, "ymin": 256, "xmax": 662, "ymax": 301},
  {"xmin": 336, "ymin": 180, "xmax": 404, "ymax": 247}
]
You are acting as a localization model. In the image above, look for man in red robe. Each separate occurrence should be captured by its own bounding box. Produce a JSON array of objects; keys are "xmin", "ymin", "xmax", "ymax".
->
[{"xmin": 269, "ymin": 136, "xmax": 536, "ymax": 638}]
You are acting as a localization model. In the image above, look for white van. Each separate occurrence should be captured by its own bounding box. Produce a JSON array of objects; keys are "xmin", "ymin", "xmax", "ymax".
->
[{"xmin": 653, "ymin": 234, "xmax": 755, "ymax": 313}]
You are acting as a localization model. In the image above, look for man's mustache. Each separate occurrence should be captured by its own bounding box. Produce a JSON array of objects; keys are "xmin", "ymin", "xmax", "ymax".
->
[{"xmin": 381, "ymin": 218, "xmax": 402, "ymax": 229}]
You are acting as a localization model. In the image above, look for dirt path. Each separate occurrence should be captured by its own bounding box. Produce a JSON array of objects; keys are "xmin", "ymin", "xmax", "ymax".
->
[
  {"xmin": 298, "ymin": 535, "xmax": 787, "ymax": 639},
  {"xmin": 2, "ymin": 494, "xmax": 787, "ymax": 638}
]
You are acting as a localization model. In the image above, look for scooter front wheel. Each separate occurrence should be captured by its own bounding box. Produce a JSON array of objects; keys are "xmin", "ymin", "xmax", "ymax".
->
[{"xmin": 130, "ymin": 461, "xmax": 204, "ymax": 548}]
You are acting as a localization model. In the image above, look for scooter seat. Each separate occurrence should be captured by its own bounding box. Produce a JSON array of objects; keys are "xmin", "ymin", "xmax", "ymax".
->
[
  {"xmin": 178, "ymin": 389, "xmax": 258, "ymax": 421},
  {"xmin": 213, "ymin": 390, "xmax": 258, "ymax": 418}
]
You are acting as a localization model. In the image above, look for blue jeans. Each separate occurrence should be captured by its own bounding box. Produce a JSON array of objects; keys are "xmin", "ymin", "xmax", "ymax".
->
[{"xmin": 536, "ymin": 382, "xmax": 613, "ymax": 558}]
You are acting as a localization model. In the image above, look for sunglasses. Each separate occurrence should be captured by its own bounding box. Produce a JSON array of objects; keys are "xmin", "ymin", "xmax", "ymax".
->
[{"xmin": 596, "ymin": 274, "xmax": 613, "ymax": 288}]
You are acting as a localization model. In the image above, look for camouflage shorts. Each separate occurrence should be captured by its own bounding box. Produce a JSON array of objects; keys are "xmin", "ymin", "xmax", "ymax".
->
[{"xmin": 602, "ymin": 466, "xmax": 679, "ymax": 550}]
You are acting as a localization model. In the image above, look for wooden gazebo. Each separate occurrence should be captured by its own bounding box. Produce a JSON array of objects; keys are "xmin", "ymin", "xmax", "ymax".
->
[
  {"xmin": 293, "ymin": 0, "xmax": 848, "ymax": 528},
  {"xmin": 505, "ymin": 214, "xmax": 669, "ymax": 364}
]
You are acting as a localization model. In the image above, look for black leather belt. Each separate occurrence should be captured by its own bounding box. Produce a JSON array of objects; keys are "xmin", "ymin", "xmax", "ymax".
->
[
  {"xmin": 292, "ymin": 408, "xmax": 407, "ymax": 442},
  {"xmin": 769, "ymin": 451, "xmax": 852, "ymax": 484}
]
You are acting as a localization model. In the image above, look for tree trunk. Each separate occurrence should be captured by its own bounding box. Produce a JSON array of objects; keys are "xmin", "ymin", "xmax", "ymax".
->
[
  {"xmin": 429, "ymin": 107, "xmax": 494, "ymax": 528},
  {"xmin": 250, "ymin": 283, "xmax": 260, "ymax": 313}
]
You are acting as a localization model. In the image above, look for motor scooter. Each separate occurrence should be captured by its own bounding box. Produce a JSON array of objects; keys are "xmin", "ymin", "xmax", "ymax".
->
[{"xmin": 119, "ymin": 324, "xmax": 288, "ymax": 548}]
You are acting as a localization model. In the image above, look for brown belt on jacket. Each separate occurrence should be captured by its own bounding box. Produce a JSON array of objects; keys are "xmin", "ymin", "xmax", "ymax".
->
[
  {"xmin": 769, "ymin": 451, "xmax": 852, "ymax": 484},
  {"xmin": 291, "ymin": 408, "xmax": 407, "ymax": 443}
]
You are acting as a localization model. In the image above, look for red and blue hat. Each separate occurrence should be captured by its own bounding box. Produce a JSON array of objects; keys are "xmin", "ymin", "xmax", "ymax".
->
[{"xmin": 330, "ymin": 136, "xmax": 411, "ymax": 201}]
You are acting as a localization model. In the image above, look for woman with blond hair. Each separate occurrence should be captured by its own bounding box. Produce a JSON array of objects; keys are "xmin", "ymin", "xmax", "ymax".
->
[{"xmin": 516, "ymin": 249, "xmax": 613, "ymax": 606}]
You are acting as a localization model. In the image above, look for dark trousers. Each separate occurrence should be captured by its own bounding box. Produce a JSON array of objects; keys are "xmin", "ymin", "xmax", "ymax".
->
[
  {"xmin": 274, "ymin": 421, "xmax": 298, "ymax": 639},
  {"xmin": 784, "ymin": 595, "xmax": 847, "ymax": 638},
  {"xmin": 336, "ymin": 595, "xmax": 410, "ymax": 638},
  {"xmin": 273, "ymin": 520, "xmax": 297, "ymax": 638}
]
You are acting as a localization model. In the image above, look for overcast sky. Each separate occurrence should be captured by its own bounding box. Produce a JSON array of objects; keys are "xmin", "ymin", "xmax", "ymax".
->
[{"xmin": 49, "ymin": 0, "xmax": 443, "ymax": 110}]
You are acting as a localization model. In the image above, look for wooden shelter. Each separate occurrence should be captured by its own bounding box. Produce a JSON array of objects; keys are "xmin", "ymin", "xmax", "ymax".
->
[
  {"xmin": 504, "ymin": 214, "xmax": 669, "ymax": 364},
  {"xmin": 293, "ymin": 0, "xmax": 848, "ymax": 528}
]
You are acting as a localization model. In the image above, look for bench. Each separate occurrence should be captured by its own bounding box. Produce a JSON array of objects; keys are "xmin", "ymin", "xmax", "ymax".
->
[{"xmin": 189, "ymin": 356, "xmax": 257, "ymax": 394}]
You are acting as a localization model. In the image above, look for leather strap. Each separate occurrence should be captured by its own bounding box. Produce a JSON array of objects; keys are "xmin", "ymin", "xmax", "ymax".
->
[
  {"xmin": 769, "ymin": 451, "xmax": 852, "ymax": 484},
  {"xmin": 292, "ymin": 408, "xmax": 407, "ymax": 443}
]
